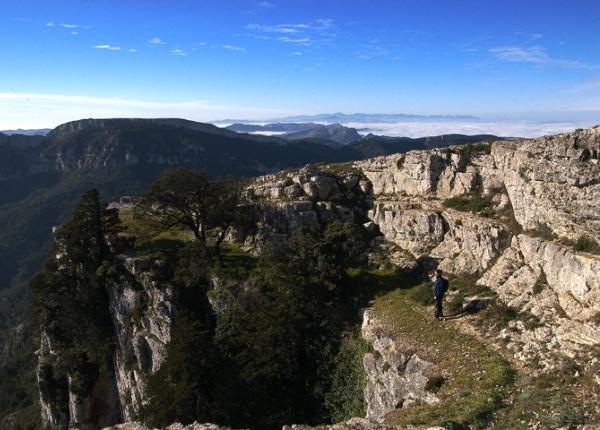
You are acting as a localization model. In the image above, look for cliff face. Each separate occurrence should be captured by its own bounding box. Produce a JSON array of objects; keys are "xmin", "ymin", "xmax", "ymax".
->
[
  {"xmin": 361, "ymin": 311, "xmax": 438, "ymax": 421},
  {"xmin": 37, "ymin": 256, "xmax": 174, "ymax": 429},
  {"xmin": 246, "ymin": 126, "xmax": 600, "ymax": 371}
]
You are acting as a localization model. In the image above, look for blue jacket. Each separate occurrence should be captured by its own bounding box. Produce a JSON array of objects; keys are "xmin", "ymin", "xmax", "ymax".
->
[{"xmin": 433, "ymin": 277, "xmax": 448, "ymax": 299}]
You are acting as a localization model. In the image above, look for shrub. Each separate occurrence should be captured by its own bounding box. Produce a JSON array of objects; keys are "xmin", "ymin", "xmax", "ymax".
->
[
  {"xmin": 574, "ymin": 235, "xmax": 600, "ymax": 254},
  {"xmin": 443, "ymin": 194, "xmax": 493, "ymax": 215},
  {"xmin": 324, "ymin": 333, "xmax": 369, "ymax": 422},
  {"xmin": 405, "ymin": 282, "xmax": 433, "ymax": 305},
  {"xmin": 527, "ymin": 222, "xmax": 557, "ymax": 241}
]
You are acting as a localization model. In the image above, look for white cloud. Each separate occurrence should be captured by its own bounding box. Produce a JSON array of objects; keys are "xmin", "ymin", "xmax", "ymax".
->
[
  {"xmin": 60, "ymin": 23, "xmax": 91, "ymax": 29},
  {"xmin": 257, "ymin": 1, "xmax": 275, "ymax": 7},
  {"xmin": 171, "ymin": 48, "xmax": 187, "ymax": 56},
  {"xmin": 490, "ymin": 46, "xmax": 600, "ymax": 70},
  {"xmin": 94, "ymin": 44, "xmax": 121, "ymax": 51},
  {"xmin": 198, "ymin": 42, "xmax": 207, "ymax": 46},
  {"xmin": 222, "ymin": 45, "xmax": 246, "ymax": 51},
  {"xmin": 278, "ymin": 36, "xmax": 311, "ymax": 45},
  {"xmin": 149, "ymin": 37, "xmax": 166, "ymax": 45},
  {"xmin": 343, "ymin": 120, "xmax": 596, "ymax": 139},
  {"xmin": 128, "ymin": 49, "xmax": 137, "ymax": 53},
  {"xmin": 46, "ymin": 21, "xmax": 55, "ymax": 27},
  {"xmin": 245, "ymin": 19, "xmax": 335, "ymax": 47},
  {"xmin": 291, "ymin": 51, "xmax": 303, "ymax": 56},
  {"xmin": 0, "ymin": 92, "xmax": 290, "ymax": 129},
  {"xmin": 71, "ymin": 31, "xmax": 78, "ymax": 35}
]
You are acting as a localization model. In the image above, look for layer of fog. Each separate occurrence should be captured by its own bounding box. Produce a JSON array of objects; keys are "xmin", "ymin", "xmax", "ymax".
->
[{"xmin": 225, "ymin": 119, "xmax": 599, "ymax": 139}]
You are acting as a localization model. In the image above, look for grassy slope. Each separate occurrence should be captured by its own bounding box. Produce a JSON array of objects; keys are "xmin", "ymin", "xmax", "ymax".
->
[
  {"xmin": 362, "ymin": 272, "xmax": 599, "ymax": 429},
  {"xmin": 359, "ymin": 274, "xmax": 513, "ymax": 429}
]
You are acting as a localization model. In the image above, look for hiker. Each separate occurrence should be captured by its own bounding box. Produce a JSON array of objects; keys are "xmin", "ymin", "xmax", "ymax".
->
[{"xmin": 432, "ymin": 269, "xmax": 449, "ymax": 320}]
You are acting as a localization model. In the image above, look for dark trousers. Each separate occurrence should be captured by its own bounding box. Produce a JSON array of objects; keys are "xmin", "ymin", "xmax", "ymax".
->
[{"xmin": 435, "ymin": 296, "xmax": 443, "ymax": 318}]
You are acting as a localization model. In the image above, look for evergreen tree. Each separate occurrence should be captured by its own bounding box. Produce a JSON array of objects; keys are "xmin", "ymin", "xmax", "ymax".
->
[{"xmin": 32, "ymin": 189, "xmax": 122, "ymax": 396}]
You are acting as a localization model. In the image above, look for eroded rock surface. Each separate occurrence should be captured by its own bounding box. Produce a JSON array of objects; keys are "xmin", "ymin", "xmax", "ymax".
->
[
  {"xmin": 362, "ymin": 311, "xmax": 439, "ymax": 421},
  {"xmin": 37, "ymin": 256, "xmax": 174, "ymax": 429}
]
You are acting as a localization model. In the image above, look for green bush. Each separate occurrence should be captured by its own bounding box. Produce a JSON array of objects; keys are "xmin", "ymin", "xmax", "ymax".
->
[
  {"xmin": 405, "ymin": 282, "xmax": 433, "ymax": 305},
  {"xmin": 325, "ymin": 333, "xmax": 369, "ymax": 422},
  {"xmin": 574, "ymin": 235, "xmax": 600, "ymax": 254},
  {"xmin": 443, "ymin": 194, "xmax": 493, "ymax": 215},
  {"xmin": 527, "ymin": 223, "xmax": 557, "ymax": 241}
]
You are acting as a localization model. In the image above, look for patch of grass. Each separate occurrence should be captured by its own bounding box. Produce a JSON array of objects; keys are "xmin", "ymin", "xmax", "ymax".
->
[
  {"xmin": 119, "ymin": 207, "xmax": 193, "ymax": 258},
  {"xmin": 494, "ymin": 365, "xmax": 598, "ymax": 429},
  {"xmin": 321, "ymin": 162, "xmax": 363, "ymax": 177},
  {"xmin": 212, "ymin": 242, "xmax": 259, "ymax": 279},
  {"xmin": 447, "ymin": 142, "xmax": 492, "ymax": 164},
  {"xmin": 443, "ymin": 194, "xmax": 494, "ymax": 216},
  {"xmin": 526, "ymin": 222, "xmax": 557, "ymax": 241},
  {"xmin": 372, "ymin": 288, "xmax": 513, "ymax": 429},
  {"xmin": 405, "ymin": 282, "xmax": 433, "ymax": 306},
  {"xmin": 574, "ymin": 235, "xmax": 600, "ymax": 254},
  {"xmin": 443, "ymin": 277, "xmax": 521, "ymax": 331}
]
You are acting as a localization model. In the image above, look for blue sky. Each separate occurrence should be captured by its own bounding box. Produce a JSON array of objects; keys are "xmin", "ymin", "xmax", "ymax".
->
[{"xmin": 1, "ymin": 0, "xmax": 600, "ymax": 130}]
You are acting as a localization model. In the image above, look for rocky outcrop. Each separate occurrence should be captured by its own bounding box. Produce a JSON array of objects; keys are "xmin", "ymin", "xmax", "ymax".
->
[
  {"xmin": 96, "ymin": 422, "xmax": 233, "ymax": 430},
  {"xmin": 37, "ymin": 256, "xmax": 174, "ymax": 429},
  {"xmin": 479, "ymin": 234, "xmax": 600, "ymax": 369},
  {"xmin": 243, "ymin": 166, "xmax": 369, "ymax": 249},
  {"xmin": 108, "ymin": 256, "xmax": 174, "ymax": 421},
  {"xmin": 492, "ymin": 127, "xmax": 600, "ymax": 240},
  {"xmin": 361, "ymin": 311, "xmax": 439, "ymax": 422},
  {"xmin": 283, "ymin": 418, "xmax": 443, "ymax": 430},
  {"xmin": 100, "ymin": 420, "xmax": 443, "ymax": 430},
  {"xmin": 247, "ymin": 126, "xmax": 600, "ymax": 371}
]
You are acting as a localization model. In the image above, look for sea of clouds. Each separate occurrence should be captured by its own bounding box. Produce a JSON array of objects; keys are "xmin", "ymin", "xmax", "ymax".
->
[
  {"xmin": 218, "ymin": 118, "xmax": 599, "ymax": 139},
  {"xmin": 346, "ymin": 119, "xmax": 597, "ymax": 138}
]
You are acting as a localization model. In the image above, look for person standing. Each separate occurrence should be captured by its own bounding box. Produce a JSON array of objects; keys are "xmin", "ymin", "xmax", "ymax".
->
[{"xmin": 432, "ymin": 269, "xmax": 449, "ymax": 320}]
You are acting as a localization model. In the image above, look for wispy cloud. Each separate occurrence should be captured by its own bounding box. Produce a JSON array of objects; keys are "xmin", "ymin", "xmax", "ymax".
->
[
  {"xmin": 222, "ymin": 45, "xmax": 246, "ymax": 52},
  {"xmin": 71, "ymin": 31, "xmax": 78, "ymax": 35},
  {"xmin": 128, "ymin": 49, "xmax": 137, "ymax": 53},
  {"xmin": 46, "ymin": 21, "xmax": 90, "ymax": 30},
  {"xmin": 148, "ymin": 37, "xmax": 166, "ymax": 45},
  {"xmin": 356, "ymin": 40, "xmax": 392, "ymax": 60},
  {"xmin": 489, "ymin": 45, "xmax": 600, "ymax": 70},
  {"xmin": 278, "ymin": 36, "xmax": 311, "ymax": 45},
  {"xmin": 60, "ymin": 23, "xmax": 91, "ymax": 29},
  {"xmin": 94, "ymin": 44, "xmax": 121, "ymax": 51},
  {"xmin": 171, "ymin": 48, "xmax": 187, "ymax": 56},
  {"xmin": 257, "ymin": 1, "xmax": 275, "ymax": 7},
  {"xmin": 244, "ymin": 18, "xmax": 335, "ymax": 47}
]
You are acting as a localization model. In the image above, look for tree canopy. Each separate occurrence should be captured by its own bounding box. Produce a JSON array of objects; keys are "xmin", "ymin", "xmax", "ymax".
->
[{"xmin": 138, "ymin": 169, "xmax": 244, "ymax": 257}]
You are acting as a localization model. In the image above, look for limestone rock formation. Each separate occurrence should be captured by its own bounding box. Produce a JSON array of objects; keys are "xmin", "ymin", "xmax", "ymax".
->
[
  {"xmin": 108, "ymin": 256, "xmax": 174, "ymax": 421},
  {"xmin": 246, "ymin": 125, "xmax": 600, "ymax": 371},
  {"xmin": 283, "ymin": 417, "xmax": 444, "ymax": 430},
  {"xmin": 37, "ymin": 255, "xmax": 173, "ymax": 429},
  {"xmin": 97, "ymin": 422, "xmax": 233, "ymax": 430},
  {"xmin": 362, "ymin": 311, "xmax": 439, "ymax": 421}
]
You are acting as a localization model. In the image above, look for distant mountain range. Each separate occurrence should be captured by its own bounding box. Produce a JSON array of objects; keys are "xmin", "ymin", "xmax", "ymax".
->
[
  {"xmin": 226, "ymin": 122, "xmax": 322, "ymax": 133},
  {"xmin": 226, "ymin": 122, "xmax": 363, "ymax": 145},
  {"xmin": 217, "ymin": 112, "xmax": 478, "ymax": 124},
  {"xmin": 1, "ymin": 128, "xmax": 51, "ymax": 136}
]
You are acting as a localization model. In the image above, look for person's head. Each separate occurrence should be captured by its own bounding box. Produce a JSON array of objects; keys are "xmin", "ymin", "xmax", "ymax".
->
[{"xmin": 435, "ymin": 269, "xmax": 443, "ymax": 277}]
